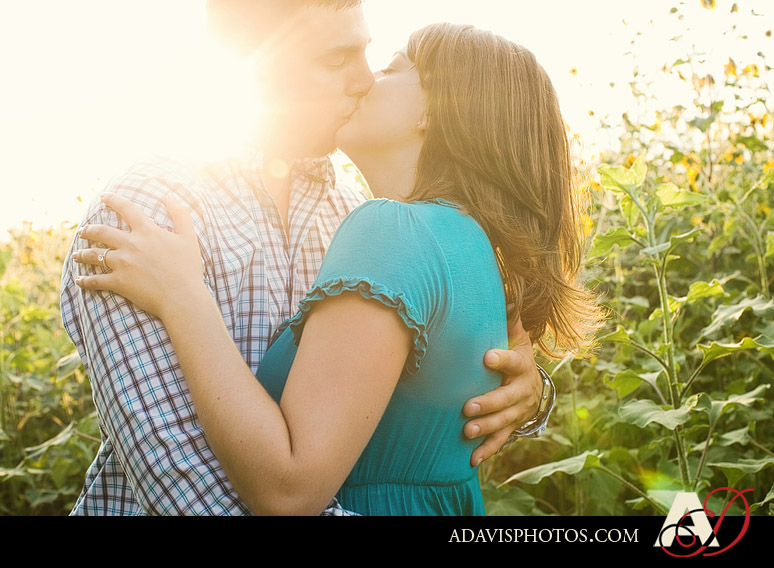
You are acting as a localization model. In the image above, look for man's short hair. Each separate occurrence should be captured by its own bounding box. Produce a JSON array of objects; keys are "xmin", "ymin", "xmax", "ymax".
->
[{"xmin": 207, "ymin": 0, "xmax": 364, "ymax": 52}]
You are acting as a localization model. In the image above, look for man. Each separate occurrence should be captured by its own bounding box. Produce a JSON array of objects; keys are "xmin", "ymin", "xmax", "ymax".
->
[{"xmin": 61, "ymin": 0, "xmax": 553, "ymax": 515}]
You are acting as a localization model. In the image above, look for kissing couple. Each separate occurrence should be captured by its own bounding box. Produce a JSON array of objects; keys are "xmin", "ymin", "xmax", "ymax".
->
[{"xmin": 63, "ymin": 0, "xmax": 599, "ymax": 516}]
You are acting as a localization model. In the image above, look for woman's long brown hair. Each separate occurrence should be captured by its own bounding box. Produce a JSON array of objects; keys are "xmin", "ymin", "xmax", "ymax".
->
[{"xmin": 407, "ymin": 23, "xmax": 602, "ymax": 357}]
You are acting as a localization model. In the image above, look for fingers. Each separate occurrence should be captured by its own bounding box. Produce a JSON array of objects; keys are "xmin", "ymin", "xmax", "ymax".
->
[
  {"xmin": 77, "ymin": 224, "xmax": 131, "ymax": 250},
  {"xmin": 464, "ymin": 383, "xmax": 509, "ymax": 418},
  {"xmin": 163, "ymin": 194, "xmax": 196, "ymax": 240},
  {"xmin": 72, "ymin": 247, "xmax": 121, "ymax": 270},
  {"xmin": 470, "ymin": 428, "xmax": 513, "ymax": 467},
  {"xmin": 464, "ymin": 361, "xmax": 527, "ymax": 417},
  {"xmin": 100, "ymin": 192, "xmax": 154, "ymax": 231},
  {"xmin": 464, "ymin": 392, "xmax": 525, "ymax": 437},
  {"xmin": 483, "ymin": 347, "xmax": 529, "ymax": 377},
  {"xmin": 74, "ymin": 272, "xmax": 121, "ymax": 292}
]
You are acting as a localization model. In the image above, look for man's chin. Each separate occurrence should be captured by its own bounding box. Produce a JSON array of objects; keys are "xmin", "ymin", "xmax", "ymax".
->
[{"xmin": 292, "ymin": 138, "xmax": 337, "ymax": 160}]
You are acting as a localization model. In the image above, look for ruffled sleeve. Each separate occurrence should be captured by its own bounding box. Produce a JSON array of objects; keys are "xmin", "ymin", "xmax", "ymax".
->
[{"xmin": 286, "ymin": 199, "xmax": 451, "ymax": 376}]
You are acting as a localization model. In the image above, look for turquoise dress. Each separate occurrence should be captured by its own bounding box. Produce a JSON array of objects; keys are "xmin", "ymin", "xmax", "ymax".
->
[{"xmin": 256, "ymin": 199, "xmax": 507, "ymax": 515}]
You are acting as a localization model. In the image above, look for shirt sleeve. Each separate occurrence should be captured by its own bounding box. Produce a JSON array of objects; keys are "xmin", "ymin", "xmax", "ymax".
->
[
  {"xmin": 60, "ymin": 168, "xmax": 248, "ymax": 515},
  {"xmin": 287, "ymin": 199, "xmax": 451, "ymax": 376}
]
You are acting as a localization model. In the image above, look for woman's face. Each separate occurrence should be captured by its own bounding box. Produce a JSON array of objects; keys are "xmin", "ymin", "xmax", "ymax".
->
[{"xmin": 335, "ymin": 48, "xmax": 427, "ymax": 159}]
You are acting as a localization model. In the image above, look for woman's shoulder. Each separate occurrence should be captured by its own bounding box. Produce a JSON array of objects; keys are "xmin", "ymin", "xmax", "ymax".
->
[
  {"xmin": 342, "ymin": 198, "xmax": 476, "ymax": 234},
  {"xmin": 334, "ymin": 199, "xmax": 490, "ymax": 265},
  {"xmin": 321, "ymin": 199, "xmax": 470, "ymax": 287}
]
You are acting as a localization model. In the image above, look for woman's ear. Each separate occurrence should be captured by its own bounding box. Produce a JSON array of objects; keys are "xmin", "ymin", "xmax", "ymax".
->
[{"xmin": 417, "ymin": 113, "xmax": 430, "ymax": 133}]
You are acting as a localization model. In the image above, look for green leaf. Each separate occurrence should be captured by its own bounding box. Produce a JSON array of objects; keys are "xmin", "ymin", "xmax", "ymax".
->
[
  {"xmin": 642, "ymin": 242, "xmax": 670, "ymax": 256},
  {"xmin": 607, "ymin": 370, "xmax": 663, "ymax": 399},
  {"xmin": 0, "ymin": 247, "xmax": 11, "ymax": 279},
  {"xmin": 709, "ymin": 456, "xmax": 774, "ymax": 487},
  {"xmin": 669, "ymin": 228, "xmax": 701, "ymax": 247},
  {"xmin": 715, "ymin": 426, "xmax": 750, "ymax": 448},
  {"xmin": 656, "ymin": 183, "xmax": 707, "ymax": 208},
  {"xmin": 0, "ymin": 465, "xmax": 30, "ymax": 481},
  {"xmin": 737, "ymin": 135, "xmax": 768, "ymax": 153},
  {"xmin": 642, "ymin": 228, "xmax": 700, "ymax": 258},
  {"xmin": 22, "ymin": 423, "xmax": 78, "ymax": 462},
  {"xmin": 618, "ymin": 395, "xmax": 704, "ymax": 430},
  {"xmin": 701, "ymin": 296, "xmax": 774, "ymax": 337},
  {"xmin": 695, "ymin": 384, "xmax": 770, "ymax": 427},
  {"xmin": 631, "ymin": 155, "xmax": 647, "ymax": 186},
  {"xmin": 619, "ymin": 194, "xmax": 641, "ymax": 227},
  {"xmin": 643, "ymin": 490, "xmax": 681, "ymax": 513},
  {"xmin": 753, "ymin": 169, "xmax": 774, "ymax": 191},
  {"xmin": 499, "ymin": 451, "xmax": 602, "ymax": 486},
  {"xmin": 669, "ymin": 150, "xmax": 685, "ymax": 164},
  {"xmin": 598, "ymin": 165, "xmax": 638, "ymax": 192},
  {"xmin": 607, "ymin": 370, "xmax": 644, "ymax": 398},
  {"xmin": 766, "ymin": 231, "xmax": 774, "ymax": 260},
  {"xmin": 481, "ymin": 482, "xmax": 542, "ymax": 516},
  {"xmin": 689, "ymin": 116, "xmax": 715, "ymax": 132},
  {"xmin": 597, "ymin": 326, "xmax": 631, "ymax": 344},
  {"xmin": 588, "ymin": 227, "xmax": 637, "ymax": 259},
  {"xmin": 56, "ymin": 351, "xmax": 82, "ymax": 381},
  {"xmin": 685, "ymin": 279, "xmax": 725, "ymax": 303},
  {"xmin": 698, "ymin": 337, "xmax": 774, "ymax": 367},
  {"xmin": 752, "ymin": 484, "xmax": 774, "ymax": 513}
]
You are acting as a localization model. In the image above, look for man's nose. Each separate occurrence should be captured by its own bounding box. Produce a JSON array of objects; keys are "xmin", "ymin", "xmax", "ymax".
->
[{"xmin": 348, "ymin": 56, "xmax": 375, "ymax": 97}]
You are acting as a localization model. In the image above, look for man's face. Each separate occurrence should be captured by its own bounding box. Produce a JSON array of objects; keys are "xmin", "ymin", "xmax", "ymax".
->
[
  {"xmin": 336, "ymin": 49, "xmax": 426, "ymax": 166},
  {"xmin": 264, "ymin": 4, "xmax": 374, "ymax": 158}
]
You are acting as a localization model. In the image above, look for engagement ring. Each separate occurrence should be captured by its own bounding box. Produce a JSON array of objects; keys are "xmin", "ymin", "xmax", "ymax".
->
[{"xmin": 98, "ymin": 249, "xmax": 111, "ymax": 270}]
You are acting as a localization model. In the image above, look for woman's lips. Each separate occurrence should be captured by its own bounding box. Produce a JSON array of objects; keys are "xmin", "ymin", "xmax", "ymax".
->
[{"xmin": 340, "ymin": 102, "xmax": 362, "ymax": 124}]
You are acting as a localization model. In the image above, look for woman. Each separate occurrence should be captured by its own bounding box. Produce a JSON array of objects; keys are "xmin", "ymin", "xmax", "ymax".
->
[{"xmin": 73, "ymin": 23, "xmax": 600, "ymax": 515}]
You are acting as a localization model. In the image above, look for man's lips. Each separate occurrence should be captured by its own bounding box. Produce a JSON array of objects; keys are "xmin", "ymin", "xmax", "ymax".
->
[{"xmin": 340, "ymin": 102, "xmax": 362, "ymax": 123}]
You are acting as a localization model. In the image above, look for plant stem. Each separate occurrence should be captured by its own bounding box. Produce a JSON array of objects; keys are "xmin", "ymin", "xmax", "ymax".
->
[
  {"xmin": 570, "ymin": 373, "xmax": 584, "ymax": 516},
  {"xmin": 750, "ymin": 437, "xmax": 774, "ymax": 457},
  {"xmin": 692, "ymin": 422, "xmax": 717, "ymax": 490},
  {"xmin": 629, "ymin": 341, "xmax": 671, "ymax": 380},
  {"xmin": 73, "ymin": 429, "xmax": 101, "ymax": 445},
  {"xmin": 630, "ymin": 190, "xmax": 691, "ymax": 490},
  {"xmin": 682, "ymin": 362, "xmax": 707, "ymax": 397},
  {"xmin": 738, "ymin": 209, "xmax": 770, "ymax": 298}
]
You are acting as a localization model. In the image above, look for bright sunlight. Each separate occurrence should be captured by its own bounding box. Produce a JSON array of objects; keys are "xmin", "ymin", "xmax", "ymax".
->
[{"xmin": 1, "ymin": 0, "xmax": 771, "ymax": 234}]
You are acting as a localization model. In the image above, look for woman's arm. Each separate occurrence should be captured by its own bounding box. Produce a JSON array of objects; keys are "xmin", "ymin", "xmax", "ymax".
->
[
  {"xmin": 75, "ymin": 193, "xmax": 411, "ymax": 515},
  {"xmin": 161, "ymin": 285, "xmax": 411, "ymax": 516}
]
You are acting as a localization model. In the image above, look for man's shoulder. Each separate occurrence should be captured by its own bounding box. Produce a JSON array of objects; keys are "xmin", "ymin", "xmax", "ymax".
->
[
  {"xmin": 80, "ymin": 154, "xmax": 252, "ymax": 228},
  {"xmin": 101, "ymin": 155, "xmax": 215, "ymax": 206}
]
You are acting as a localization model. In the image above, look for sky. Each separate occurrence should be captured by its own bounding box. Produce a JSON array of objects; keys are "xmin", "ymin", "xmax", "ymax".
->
[{"xmin": 0, "ymin": 0, "xmax": 771, "ymax": 236}]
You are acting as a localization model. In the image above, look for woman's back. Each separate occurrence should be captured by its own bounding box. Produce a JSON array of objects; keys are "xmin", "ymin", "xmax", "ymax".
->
[{"xmin": 257, "ymin": 199, "xmax": 507, "ymax": 515}]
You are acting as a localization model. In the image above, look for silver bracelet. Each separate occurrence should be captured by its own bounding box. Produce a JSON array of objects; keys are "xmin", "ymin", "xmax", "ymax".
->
[{"xmin": 509, "ymin": 365, "xmax": 555, "ymax": 441}]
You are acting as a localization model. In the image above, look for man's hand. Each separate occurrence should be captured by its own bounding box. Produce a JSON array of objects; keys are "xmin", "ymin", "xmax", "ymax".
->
[{"xmin": 464, "ymin": 318, "xmax": 542, "ymax": 466}]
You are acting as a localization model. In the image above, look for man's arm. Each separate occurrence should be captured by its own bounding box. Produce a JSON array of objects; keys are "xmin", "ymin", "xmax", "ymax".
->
[
  {"xmin": 61, "ymin": 182, "xmax": 247, "ymax": 515},
  {"xmin": 463, "ymin": 318, "xmax": 555, "ymax": 466}
]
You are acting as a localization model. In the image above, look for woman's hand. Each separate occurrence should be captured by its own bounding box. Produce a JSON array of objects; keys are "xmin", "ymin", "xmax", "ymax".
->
[{"xmin": 74, "ymin": 192, "xmax": 208, "ymax": 320}]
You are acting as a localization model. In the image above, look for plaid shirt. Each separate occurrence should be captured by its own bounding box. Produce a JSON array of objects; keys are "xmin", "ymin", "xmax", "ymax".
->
[{"xmin": 61, "ymin": 152, "xmax": 367, "ymax": 515}]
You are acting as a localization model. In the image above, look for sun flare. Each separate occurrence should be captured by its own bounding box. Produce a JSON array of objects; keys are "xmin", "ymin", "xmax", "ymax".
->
[{"xmin": 1, "ymin": 0, "xmax": 772, "ymax": 235}]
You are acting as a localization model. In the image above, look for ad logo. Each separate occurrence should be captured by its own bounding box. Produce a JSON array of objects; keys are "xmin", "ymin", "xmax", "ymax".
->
[{"xmin": 655, "ymin": 487, "xmax": 753, "ymax": 557}]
